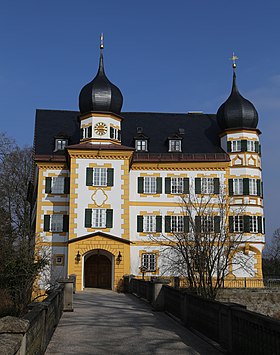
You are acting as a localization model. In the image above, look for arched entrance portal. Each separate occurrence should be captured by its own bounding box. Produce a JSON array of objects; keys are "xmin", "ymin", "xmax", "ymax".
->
[{"xmin": 84, "ymin": 252, "xmax": 112, "ymax": 289}]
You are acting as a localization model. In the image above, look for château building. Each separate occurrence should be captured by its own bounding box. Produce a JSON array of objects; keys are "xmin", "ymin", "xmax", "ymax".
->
[{"xmin": 32, "ymin": 40, "xmax": 264, "ymax": 291}]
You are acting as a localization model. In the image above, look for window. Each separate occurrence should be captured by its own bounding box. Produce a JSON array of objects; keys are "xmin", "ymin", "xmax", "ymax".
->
[
  {"xmin": 54, "ymin": 255, "xmax": 65, "ymax": 266},
  {"xmin": 55, "ymin": 139, "xmax": 68, "ymax": 151},
  {"xmin": 250, "ymin": 216, "xmax": 258, "ymax": 233},
  {"xmin": 233, "ymin": 178, "xmax": 243, "ymax": 195},
  {"xmin": 201, "ymin": 178, "xmax": 214, "ymax": 194},
  {"xmin": 143, "ymin": 216, "xmax": 156, "ymax": 233},
  {"xmin": 84, "ymin": 208, "xmax": 113, "ymax": 228},
  {"xmin": 169, "ymin": 140, "xmax": 181, "ymax": 152},
  {"xmin": 201, "ymin": 216, "xmax": 214, "ymax": 233},
  {"xmin": 43, "ymin": 214, "xmax": 68, "ymax": 232},
  {"xmin": 110, "ymin": 127, "xmax": 120, "ymax": 140},
  {"xmin": 171, "ymin": 216, "xmax": 184, "ymax": 233},
  {"xmin": 249, "ymin": 179, "xmax": 257, "ymax": 195},
  {"xmin": 81, "ymin": 126, "xmax": 92, "ymax": 139},
  {"xmin": 86, "ymin": 168, "xmax": 114, "ymax": 187},
  {"xmin": 171, "ymin": 177, "xmax": 184, "ymax": 194},
  {"xmin": 135, "ymin": 140, "xmax": 147, "ymax": 151},
  {"xmin": 233, "ymin": 216, "xmax": 244, "ymax": 233},
  {"xmin": 141, "ymin": 253, "xmax": 156, "ymax": 272},
  {"xmin": 247, "ymin": 141, "xmax": 255, "ymax": 152},
  {"xmin": 45, "ymin": 176, "xmax": 70, "ymax": 194},
  {"xmin": 231, "ymin": 140, "xmax": 241, "ymax": 152},
  {"xmin": 144, "ymin": 177, "xmax": 157, "ymax": 194}
]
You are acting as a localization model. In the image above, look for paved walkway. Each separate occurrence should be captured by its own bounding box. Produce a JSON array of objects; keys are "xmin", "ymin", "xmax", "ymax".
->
[{"xmin": 45, "ymin": 289, "xmax": 222, "ymax": 355}]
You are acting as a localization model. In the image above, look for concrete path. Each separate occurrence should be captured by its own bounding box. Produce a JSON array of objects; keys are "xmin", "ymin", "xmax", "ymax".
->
[{"xmin": 45, "ymin": 289, "xmax": 222, "ymax": 355}]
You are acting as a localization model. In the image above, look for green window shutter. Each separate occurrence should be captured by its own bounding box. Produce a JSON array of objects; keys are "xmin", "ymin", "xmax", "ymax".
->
[
  {"xmin": 228, "ymin": 179, "xmax": 233, "ymax": 196},
  {"xmin": 244, "ymin": 216, "xmax": 250, "ymax": 233},
  {"xmin": 184, "ymin": 216, "xmax": 190, "ymax": 233},
  {"xmin": 195, "ymin": 216, "xmax": 201, "ymax": 233},
  {"xmin": 85, "ymin": 209, "xmax": 92, "ymax": 228},
  {"xmin": 43, "ymin": 215, "xmax": 50, "ymax": 232},
  {"xmin": 80, "ymin": 128, "xmax": 83, "ymax": 140},
  {"xmin": 156, "ymin": 216, "xmax": 162, "ymax": 232},
  {"xmin": 195, "ymin": 178, "xmax": 201, "ymax": 194},
  {"xmin": 86, "ymin": 168, "xmax": 93, "ymax": 186},
  {"xmin": 118, "ymin": 130, "xmax": 121, "ymax": 141},
  {"xmin": 138, "ymin": 177, "xmax": 144, "ymax": 193},
  {"xmin": 227, "ymin": 141, "xmax": 231, "ymax": 153},
  {"xmin": 88, "ymin": 126, "xmax": 92, "ymax": 138},
  {"xmin": 156, "ymin": 177, "xmax": 162, "ymax": 194},
  {"xmin": 263, "ymin": 217, "xmax": 265, "ymax": 233},
  {"xmin": 241, "ymin": 140, "xmax": 247, "ymax": 152},
  {"xmin": 110, "ymin": 127, "xmax": 114, "ymax": 138},
  {"xmin": 183, "ymin": 178, "xmax": 189, "ymax": 194},
  {"xmin": 106, "ymin": 209, "xmax": 113, "ymax": 228},
  {"xmin": 229, "ymin": 216, "xmax": 234, "ymax": 233},
  {"xmin": 214, "ymin": 216, "xmax": 221, "ymax": 233},
  {"xmin": 107, "ymin": 168, "xmax": 114, "ymax": 186},
  {"xmin": 257, "ymin": 216, "xmax": 262, "ymax": 234},
  {"xmin": 261, "ymin": 181, "xmax": 264, "ymax": 198},
  {"xmin": 214, "ymin": 178, "xmax": 220, "ymax": 194},
  {"xmin": 137, "ymin": 216, "xmax": 143, "ymax": 232},
  {"xmin": 243, "ymin": 178, "xmax": 249, "ymax": 195},
  {"xmin": 259, "ymin": 144, "xmax": 262, "ymax": 156},
  {"xmin": 45, "ymin": 177, "xmax": 52, "ymax": 193},
  {"xmin": 63, "ymin": 215, "xmax": 69, "ymax": 232},
  {"xmin": 165, "ymin": 177, "xmax": 171, "ymax": 194},
  {"xmin": 257, "ymin": 180, "xmax": 261, "ymax": 196},
  {"xmin": 64, "ymin": 177, "xmax": 70, "ymax": 194},
  {"xmin": 165, "ymin": 216, "xmax": 171, "ymax": 233},
  {"xmin": 255, "ymin": 141, "xmax": 259, "ymax": 153}
]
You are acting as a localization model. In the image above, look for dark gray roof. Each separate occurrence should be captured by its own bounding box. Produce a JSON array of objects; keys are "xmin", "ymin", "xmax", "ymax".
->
[{"xmin": 34, "ymin": 109, "xmax": 226, "ymax": 157}]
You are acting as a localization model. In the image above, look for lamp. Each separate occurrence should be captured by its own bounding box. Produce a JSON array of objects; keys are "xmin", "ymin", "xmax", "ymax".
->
[
  {"xmin": 76, "ymin": 251, "xmax": 81, "ymax": 262},
  {"xmin": 116, "ymin": 251, "xmax": 122, "ymax": 264}
]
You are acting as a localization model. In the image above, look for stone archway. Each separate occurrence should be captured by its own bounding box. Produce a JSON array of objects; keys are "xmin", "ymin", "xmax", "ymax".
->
[{"xmin": 84, "ymin": 251, "xmax": 112, "ymax": 289}]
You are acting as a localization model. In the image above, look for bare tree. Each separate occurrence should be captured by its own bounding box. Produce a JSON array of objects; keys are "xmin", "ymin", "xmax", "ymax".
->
[
  {"xmin": 157, "ymin": 187, "xmax": 253, "ymax": 299},
  {"xmin": 262, "ymin": 228, "xmax": 280, "ymax": 277}
]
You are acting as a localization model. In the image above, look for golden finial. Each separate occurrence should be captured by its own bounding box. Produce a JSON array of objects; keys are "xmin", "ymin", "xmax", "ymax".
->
[
  {"xmin": 231, "ymin": 52, "xmax": 238, "ymax": 69},
  {"xmin": 100, "ymin": 33, "xmax": 104, "ymax": 49}
]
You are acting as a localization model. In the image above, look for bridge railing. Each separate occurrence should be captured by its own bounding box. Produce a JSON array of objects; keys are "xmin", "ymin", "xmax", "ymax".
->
[{"xmin": 124, "ymin": 276, "xmax": 280, "ymax": 354}]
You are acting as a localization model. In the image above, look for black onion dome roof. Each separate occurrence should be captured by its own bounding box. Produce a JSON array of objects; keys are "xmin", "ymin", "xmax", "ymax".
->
[
  {"xmin": 217, "ymin": 72, "xmax": 258, "ymax": 130},
  {"xmin": 79, "ymin": 50, "xmax": 123, "ymax": 115}
]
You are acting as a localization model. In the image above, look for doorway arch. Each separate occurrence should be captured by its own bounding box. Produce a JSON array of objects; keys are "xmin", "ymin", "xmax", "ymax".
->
[{"xmin": 84, "ymin": 250, "xmax": 113, "ymax": 289}]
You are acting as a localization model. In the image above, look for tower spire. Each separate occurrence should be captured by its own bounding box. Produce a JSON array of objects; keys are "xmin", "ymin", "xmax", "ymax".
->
[
  {"xmin": 230, "ymin": 52, "xmax": 239, "ymax": 93},
  {"xmin": 100, "ymin": 33, "xmax": 104, "ymax": 50},
  {"xmin": 98, "ymin": 33, "xmax": 105, "ymax": 74}
]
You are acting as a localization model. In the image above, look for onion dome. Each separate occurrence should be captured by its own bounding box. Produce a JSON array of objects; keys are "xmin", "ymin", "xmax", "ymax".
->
[
  {"xmin": 79, "ymin": 35, "xmax": 123, "ymax": 115},
  {"xmin": 217, "ymin": 56, "xmax": 258, "ymax": 130}
]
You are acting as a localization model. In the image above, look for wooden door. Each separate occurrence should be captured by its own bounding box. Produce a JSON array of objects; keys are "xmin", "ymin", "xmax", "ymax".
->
[{"xmin": 84, "ymin": 254, "xmax": 112, "ymax": 289}]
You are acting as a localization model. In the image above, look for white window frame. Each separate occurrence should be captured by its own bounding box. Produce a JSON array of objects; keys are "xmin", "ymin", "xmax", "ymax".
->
[
  {"xmin": 231, "ymin": 140, "xmax": 241, "ymax": 152},
  {"xmin": 92, "ymin": 209, "xmax": 106, "ymax": 228},
  {"xmin": 171, "ymin": 215, "xmax": 184, "ymax": 233},
  {"xmin": 111, "ymin": 127, "xmax": 119, "ymax": 140},
  {"xmin": 247, "ymin": 140, "xmax": 255, "ymax": 152},
  {"xmin": 51, "ymin": 177, "xmax": 65, "ymax": 194},
  {"xmin": 201, "ymin": 216, "xmax": 214, "ymax": 233},
  {"xmin": 55, "ymin": 139, "xmax": 68, "ymax": 151},
  {"xmin": 141, "ymin": 253, "xmax": 157, "ymax": 272},
  {"xmin": 250, "ymin": 216, "xmax": 258, "ymax": 233},
  {"xmin": 143, "ymin": 215, "xmax": 156, "ymax": 233},
  {"xmin": 50, "ymin": 214, "xmax": 64, "ymax": 232},
  {"xmin": 169, "ymin": 140, "xmax": 181, "ymax": 152},
  {"xmin": 83, "ymin": 126, "xmax": 92, "ymax": 139},
  {"xmin": 143, "ymin": 177, "xmax": 157, "ymax": 194},
  {"xmin": 249, "ymin": 179, "xmax": 257, "ymax": 196},
  {"xmin": 233, "ymin": 216, "xmax": 244, "ymax": 233},
  {"xmin": 135, "ymin": 140, "xmax": 147, "ymax": 151},
  {"xmin": 93, "ymin": 168, "xmax": 107, "ymax": 186},
  {"xmin": 201, "ymin": 178, "xmax": 214, "ymax": 194},
  {"xmin": 233, "ymin": 178, "xmax": 243, "ymax": 195},
  {"xmin": 171, "ymin": 177, "xmax": 184, "ymax": 194}
]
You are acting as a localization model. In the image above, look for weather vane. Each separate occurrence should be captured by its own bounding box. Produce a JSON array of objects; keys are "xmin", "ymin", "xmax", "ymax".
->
[
  {"xmin": 100, "ymin": 33, "xmax": 104, "ymax": 49},
  {"xmin": 231, "ymin": 52, "xmax": 238, "ymax": 69}
]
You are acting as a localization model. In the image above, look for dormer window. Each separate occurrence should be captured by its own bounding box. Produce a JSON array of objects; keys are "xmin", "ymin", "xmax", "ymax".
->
[
  {"xmin": 169, "ymin": 139, "xmax": 181, "ymax": 152},
  {"xmin": 55, "ymin": 138, "xmax": 68, "ymax": 151},
  {"xmin": 135, "ymin": 139, "xmax": 148, "ymax": 151}
]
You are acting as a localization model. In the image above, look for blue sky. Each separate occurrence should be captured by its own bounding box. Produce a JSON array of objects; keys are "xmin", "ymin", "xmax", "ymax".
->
[{"xmin": 0, "ymin": 0, "xmax": 279, "ymax": 241}]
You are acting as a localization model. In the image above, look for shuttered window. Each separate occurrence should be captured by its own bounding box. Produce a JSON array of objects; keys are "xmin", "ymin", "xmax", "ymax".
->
[
  {"xmin": 233, "ymin": 178, "xmax": 243, "ymax": 195},
  {"xmin": 84, "ymin": 209, "xmax": 113, "ymax": 228},
  {"xmin": 141, "ymin": 177, "xmax": 162, "ymax": 194},
  {"xmin": 142, "ymin": 253, "xmax": 156, "ymax": 272},
  {"xmin": 171, "ymin": 177, "xmax": 184, "ymax": 194},
  {"xmin": 233, "ymin": 216, "xmax": 244, "ymax": 233},
  {"xmin": 86, "ymin": 168, "xmax": 114, "ymax": 187},
  {"xmin": 44, "ymin": 214, "xmax": 68, "ymax": 233},
  {"xmin": 249, "ymin": 179, "xmax": 258, "ymax": 195},
  {"xmin": 201, "ymin": 216, "xmax": 214, "ymax": 233},
  {"xmin": 143, "ymin": 216, "xmax": 156, "ymax": 233},
  {"xmin": 45, "ymin": 177, "xmax": 70, "ymax": 194},
  {"xmin": 171, "ymin": 216, "xmax": 184, "ymax": 233},
  {"xmin": 231, "ymin": 140, "xmax": 241, "ymax": 152},
  {"xmin": 250, "ymin": 216, "xmax": 258, "ymax": 233}
]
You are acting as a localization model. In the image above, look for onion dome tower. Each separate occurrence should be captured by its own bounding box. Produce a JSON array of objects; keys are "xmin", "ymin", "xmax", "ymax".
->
[
  {"xmin": 79, "ymin": 35, "xmax": 123, "ymax": 115},
  {"xmin": 217, "ymin": 57, "xmax": 258, "ymax": 130}
]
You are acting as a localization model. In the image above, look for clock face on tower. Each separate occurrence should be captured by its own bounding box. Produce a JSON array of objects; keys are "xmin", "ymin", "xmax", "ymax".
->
[{"xmin": 94, "ymin": 122, "xmax": 108, "ymax": 136}]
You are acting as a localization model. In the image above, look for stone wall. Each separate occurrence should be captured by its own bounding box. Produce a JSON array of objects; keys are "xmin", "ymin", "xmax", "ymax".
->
[{"xmin": 217, "ymin": 288, "xmax": 280, "ymax": 319}]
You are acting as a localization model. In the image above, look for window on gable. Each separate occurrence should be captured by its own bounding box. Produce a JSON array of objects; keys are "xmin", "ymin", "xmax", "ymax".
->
[
  {"xmin": 231, "ymin": 140, "xmax": 241, "ymax": 152},
  {"xmin": 55, "ymin": 139, "xmax": 68, "ymax": 151},
  {"xmin": 135, "ymin": 140, "xmax": 148, "ymax": 151},
  {"xmin": 141, "ymin": 253, "xmax": 157, "ymax": 272},
  {"xmin": 169, "ymin": 139, "xmax": 181, "ymax": 152}
]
